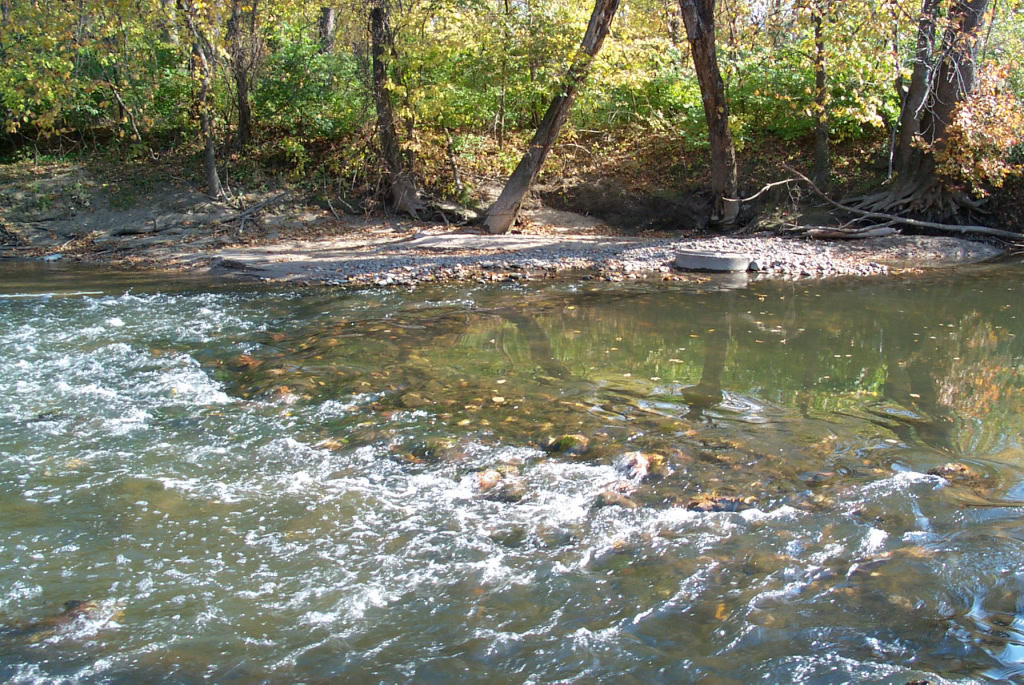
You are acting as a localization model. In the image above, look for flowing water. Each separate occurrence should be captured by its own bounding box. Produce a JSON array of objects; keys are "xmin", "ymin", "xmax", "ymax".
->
[{"xmin": 2, "ymin": 261, "xmax": 1024, "ymax": 683}]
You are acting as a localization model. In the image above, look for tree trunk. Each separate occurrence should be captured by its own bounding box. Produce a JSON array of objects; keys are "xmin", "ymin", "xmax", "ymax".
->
[
  {"xmin": 861, "ymin": 0, "xmax": 990, "ymax": 218},
  {"xmin": 319, "ymin": 6, "xmax": 336, "ymax": 53},
  {"xmin": 370, "ymin": 0, "xmax": 423, "ymax": 217},
  {"xmin": 228, "ymin": 0, "xmax": 258, "ymax": 149},
  {"xmin": 928, "ymin": 0, "xmax": 988, "ymax": 146},
  {"xmin": 811, "ymin": 6, "xmax": 830, "ymax": 187},
  {"xmin": 179, "ymin": 0, "xmax": 223, "ymax": 198},
  {"xmin": 896, "ymin": 0, "xmax": 940, "ymax": 175},
  {"xmin": 159, "ymin": 0, "xmax": 178, "ymax": 45},
  {"xmin": 679, "ymin": 0, "xmax": 738, "ymax": 225},
  {"xmin": 482, "ymin": 0, "xmax": 620, "ymax": 234},
  {"xmin": 234, "ymin": 71, "xmax": 252, "ymax": 149}
]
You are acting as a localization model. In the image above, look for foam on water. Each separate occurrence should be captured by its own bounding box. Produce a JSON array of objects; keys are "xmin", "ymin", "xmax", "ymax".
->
[{"xmin": 4, "ymin": 271, "xmax": 1024, "ymax": 682}]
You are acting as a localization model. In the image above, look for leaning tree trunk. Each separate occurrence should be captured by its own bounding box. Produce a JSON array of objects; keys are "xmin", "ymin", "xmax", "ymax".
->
[
  {"xmin": 481, "ymin": 0, "xmax": 620, "ymax": 235},
  {"xmin": 860, "ymin": 0, "xmax": 989, "ymax": 218},
  {"xmin": 679, "ymin": 0, "xmax": 738, "ymax": 225},
  {"xmin": 369, "ymin": 0, "xmax": 424, "ymax": 217},
  {"xmin": 896, "ymin": 0, "xmax": 940, "ymax": 175}
]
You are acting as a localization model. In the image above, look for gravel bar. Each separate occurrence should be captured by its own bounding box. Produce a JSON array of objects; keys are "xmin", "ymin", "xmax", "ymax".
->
[{"xmin": 169, "ymin": 231, "xmax": 1005, "ymax": 286}]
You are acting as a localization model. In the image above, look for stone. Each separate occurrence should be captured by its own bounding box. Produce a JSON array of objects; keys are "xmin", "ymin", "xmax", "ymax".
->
[
  {"xmin": 686, "ymin": 493, "xmax": 756, "ymax": 512},
  {"xmin": 594, "ymin": 490, "xmax": 638, "ymax": 509},
  {"xmin": 475, "ymin": 469, "xmax": 502, "ymax": 491},
  {"xmin": 542, "ymin": 433, "xmax": 589, "ymax": 457},
  {"xmin": 398, "ymin": 392, "xmax": 429, "ymax": 409},
  {"xmin": 674, "ymin": 250, "xmax": 753, "ymax": 272},
  {"xmin": 473, "ymin": 467, "xmax": 526, "ymax": 503},
  {"xmin": 927, "ymin": 462, "xmax": 984, "ymax": 486},
  {"xmin": 615, "ymin": 451, "xmax": 667, "ymax": 482}
]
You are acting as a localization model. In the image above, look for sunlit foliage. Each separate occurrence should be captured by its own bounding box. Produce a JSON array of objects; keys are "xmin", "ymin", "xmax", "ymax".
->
[{"xmin": 0, "ymin": 0, "xmax": 1021, "ymax": 195}]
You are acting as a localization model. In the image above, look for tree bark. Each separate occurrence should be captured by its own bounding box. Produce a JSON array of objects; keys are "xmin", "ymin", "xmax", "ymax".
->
[
  {"xmin": 863, "ymin": 0, "xmax": 990, "ymax": 218},
  {"xmin": 234, "ymin": 69, "xmax": 252, "ymax": 149},
  {"xmin": 159, "ymin": 0, "xmax": 178, "ymax": 45},
  {"xmin": 811, "ymin": 5, "xmax": 830, "ymax": 187},
  {"xmin": 679, "ymin": 0, "xmax": 738, "ymax": 225},
  {"xmin": 482, "ymin": 0, "xmax": 620, "ymax": 234},
  {"xmin": 370, "ymin": 0, "xmax": 423, "ymax": 217},
  {"xmin": 896, "ymin": 0, "xmax": 940, "ymax": 175},
  {"xmin": 179, "ymin": 0, "xmax": 223, "ymax": 198},
  {"xmin": 928, "ymin": 0, "xmax": 988, "ymax": 147},
  {"xmin": 319, "ymin": 6, "xmax": 336, "ymax": 53},
  {"xmin": 228, "ymin": 0, "xmax": 260, "ymax": 149}
]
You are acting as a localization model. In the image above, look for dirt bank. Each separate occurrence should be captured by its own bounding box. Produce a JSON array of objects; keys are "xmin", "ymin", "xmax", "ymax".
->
[{"xmin": 0, "ymin": 161, "xmax": 1009, "ymax": 286}]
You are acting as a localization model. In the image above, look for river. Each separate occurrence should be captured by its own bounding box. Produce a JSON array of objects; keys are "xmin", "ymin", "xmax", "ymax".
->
[{"xmin": 2, "ymin": 261, "xmax": 1024, "ymax": 683}]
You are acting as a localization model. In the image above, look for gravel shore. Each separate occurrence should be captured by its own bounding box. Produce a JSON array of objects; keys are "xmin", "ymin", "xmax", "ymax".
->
[{"xmin": 161, "ymin": 230, "xmax": 1005, "ymax": 286}]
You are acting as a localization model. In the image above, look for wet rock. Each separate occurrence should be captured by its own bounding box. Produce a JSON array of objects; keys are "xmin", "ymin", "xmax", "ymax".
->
[
  {"xmin": 615, "ymin": 451, "xmax": 667, "ymax": 482},
  {"xmin": 474, "ymin": 468, "xmax": 526, "ymax": 503},
  {"xmin": 686, "ymin": 493, "xmax": 756, "ymax": 513},
  {"xmin": 485, "ymin": 523, "xmax": 528, "ymax": 547},
  {"xmin": 4, "ymin": 600, "xmax": 107, "ymax": 642},
  {"xmin": 594, "ymin": 490, "xmax": 638, "ymax": 509},
  {"xmin": 408, "ymin": 436, "xmax": 470, "ymax": 462},
  {"xmin": 475, "ymin": 469, "xmax": 502, "ymax": 491},
  {"xmin": 398, "ymin": 392, "xmax": 430, "ymax": 409},
  {"xmin": 317, "ymin": 437, "xmax": 347, "ymax": 451},
  {"xmin": 269, "ymin": 386, "xmax": 299, "ymax": 404},
  {"xmin": 927, "ymin": 461, "xmax": 984, "ymax": 486},
  {"xmin": 542, "ymin": 433, "xmax": 590, "ymax": 457}
]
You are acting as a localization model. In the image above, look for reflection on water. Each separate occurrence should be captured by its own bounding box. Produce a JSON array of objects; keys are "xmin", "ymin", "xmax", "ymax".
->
[{"xmin": 2, "ymin": 262, "xmax": 1024, "ymax": 682}]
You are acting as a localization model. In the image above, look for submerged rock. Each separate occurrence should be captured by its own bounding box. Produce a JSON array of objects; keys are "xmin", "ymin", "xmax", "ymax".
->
[
  {"xmin": 542, "ymin": 433, "xmax": 589, "ymax": 457},
  {"xmin": 409, "ymin": 436, "xmax": 470, "ymax": 463},
  {"xmin": 594, "ymin": 489, "xmax": 638, "ymax": 509},
  {"xmin": 398, "ymin": 392, "xmax": 430, "ymax": 409},
  {"xmin": 615, "ymin": 451, "xmax": 668, "ymax": 482},
  {"xmin": 686, "ymin": 493, "xmax": 756, "ymax": 513},
  {"xmin": 927, "ymin": 462, "xmax": 984, "ymax": 486},
  {"xmin": 2, "ymin": 600, "xmax": 110, "ymax": 643}
]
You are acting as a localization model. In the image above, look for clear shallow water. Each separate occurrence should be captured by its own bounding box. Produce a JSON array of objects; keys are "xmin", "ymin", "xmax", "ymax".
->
[{"xmin": 2, "ymin": 261, "xmax": 1024, "ymax": 683}]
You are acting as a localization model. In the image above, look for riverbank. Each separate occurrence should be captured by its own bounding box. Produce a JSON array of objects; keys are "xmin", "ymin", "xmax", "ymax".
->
[
  {"xmin": 146, "ymin": 228, "xmax": 1008, "ymax": 286},
  {"xmin": 3, "ymin": 216, "xmax": 1008, "ymax": 287},
  {"xmin": 0, "ymin": 161, "xmax": 1008, "ymax": 285}
]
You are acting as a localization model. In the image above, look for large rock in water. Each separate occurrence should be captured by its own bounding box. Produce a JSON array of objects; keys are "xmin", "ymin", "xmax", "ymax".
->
[{"xmin": 674, "ymin": 250, "xmax": 753, "ymax": 272}]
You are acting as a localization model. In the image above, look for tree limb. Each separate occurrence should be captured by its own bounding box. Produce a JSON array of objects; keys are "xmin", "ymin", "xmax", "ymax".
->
[{"xmin": 725, "ymin": 178, "xmax": 798, "ymax": 203}]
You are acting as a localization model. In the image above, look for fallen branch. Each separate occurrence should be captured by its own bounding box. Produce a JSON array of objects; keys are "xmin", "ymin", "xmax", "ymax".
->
[
  {"xmin": 223, "ymin": 191, "xmax": 291, "ymax": 224},
  {"xmin": 807, "ymin": 226, "xmax": 898, "ymax": 239},
  {"xmin": 726, "ymin": 178, "xmax": 800, "ymax": 203},
  {"xmin": 782, "ymin": 165, "xmax": 1021, "ymax": 241},
  {"xmin": 323, "ymin": 172, "xmax": 342, "ymax": 222}
]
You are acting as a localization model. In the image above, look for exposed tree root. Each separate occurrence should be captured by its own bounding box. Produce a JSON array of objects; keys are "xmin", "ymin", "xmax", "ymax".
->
[{"xmin": 783, "ymin": 165, "xmax": 1020, "ymax": 241}]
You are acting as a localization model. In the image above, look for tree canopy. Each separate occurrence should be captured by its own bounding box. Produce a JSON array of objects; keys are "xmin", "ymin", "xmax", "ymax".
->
[{"xmin": 1, "ymin": 0, "xmax": 1021, "ymax": 228}]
